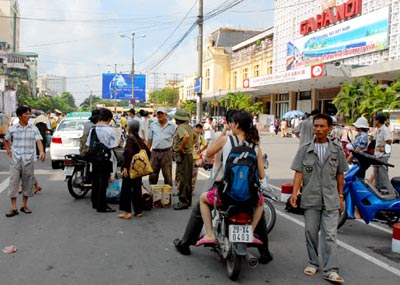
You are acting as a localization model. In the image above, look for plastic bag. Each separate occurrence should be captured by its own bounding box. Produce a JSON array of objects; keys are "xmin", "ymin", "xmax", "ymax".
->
[{"xmin": 106, "ymin": 179, "xmax": 122, "ymax": 204}]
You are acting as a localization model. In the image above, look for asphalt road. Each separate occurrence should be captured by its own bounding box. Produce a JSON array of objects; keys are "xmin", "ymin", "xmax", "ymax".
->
[{"xmin": 0, "ymin": 133, "xmax": 399, "ymax": 285}]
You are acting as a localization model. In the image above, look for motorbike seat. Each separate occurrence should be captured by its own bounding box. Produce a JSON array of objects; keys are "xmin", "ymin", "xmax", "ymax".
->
[{"xmin": 391, "ymin": 177, "xmax": 400, "ymax": 194}]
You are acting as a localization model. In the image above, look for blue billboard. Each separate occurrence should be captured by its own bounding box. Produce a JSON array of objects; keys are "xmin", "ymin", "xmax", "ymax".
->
[{"xmin": 102, "ymin": 73, "xmax": 146, "ymax": 101}]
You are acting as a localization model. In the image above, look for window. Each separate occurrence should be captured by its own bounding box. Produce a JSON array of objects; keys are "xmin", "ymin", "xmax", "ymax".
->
[
  {"xmin": 254, "ymin": 64, "xmax": 260, "ymax": 77},
  {"xmin": 267, "ymin": 60, "xmax": 273, "ymax": 74},
  {"xmin": 242, "ymin": 68, "xmax": 248, "ymax": 80},
  {"xmin": 205, "ymin": 69, "xmax": 210, "ymax": 91},
  {"xmin": 233, "ymin": 71, "xmax": 237, "ymax": 89}
]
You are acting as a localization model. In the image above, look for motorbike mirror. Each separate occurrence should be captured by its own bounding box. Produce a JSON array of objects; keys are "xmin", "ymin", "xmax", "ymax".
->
[{"xmin": 384, "ymin": 144, "xmax": 392, "ymax": 154}]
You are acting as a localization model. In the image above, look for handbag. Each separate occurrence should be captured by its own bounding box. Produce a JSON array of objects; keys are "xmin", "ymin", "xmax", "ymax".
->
[{"xmin": 129, "ymin": 147, "xmax": 153, "ymax": 179}]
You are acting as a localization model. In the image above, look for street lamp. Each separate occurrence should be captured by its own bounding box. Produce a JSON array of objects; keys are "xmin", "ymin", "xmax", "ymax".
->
[{"xmin": 121, "ymin": 33, "xmax": 145, "ymax": 106}]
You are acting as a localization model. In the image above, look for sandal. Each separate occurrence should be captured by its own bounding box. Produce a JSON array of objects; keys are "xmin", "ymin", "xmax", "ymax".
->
[
  {"xmin": 20, "ymin": 207, "xmax": 32, "ymax": 214},
  {"xmin": 134, "ymin": 213, "xmax": 143, "ymax": 218},
  {"xmin": 324, "ymin": 272, "xmax": 344, "ymax": 283},
  {"xmin": 304, "ymin": 266, "xmax": 318, "ymax": 276},
  {"xmin": 5, "ymin": 209, "xmax": 19, "ymax": 217},
  {"xmin": 117, "ymin": 213, "xmax": 132, "ymax": 219}
]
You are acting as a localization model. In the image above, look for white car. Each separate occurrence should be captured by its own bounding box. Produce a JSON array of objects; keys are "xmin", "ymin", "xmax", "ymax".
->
[{"xmin": 50, "ymin": 112, "xmax": 123, "ymax": 169}]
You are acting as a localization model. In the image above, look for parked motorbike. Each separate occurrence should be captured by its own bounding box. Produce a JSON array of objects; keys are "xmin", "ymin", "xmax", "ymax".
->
[
  {"xmin": 64, "ymin": 154, "xmax": 92, "ymax": 199},
  {"xmin": 205, "ymin": 204, "xmax": 263, "ymax": 280},
  {"xmin": 338, "ymin": 150, "xmax": 400, "ymax": 228}
]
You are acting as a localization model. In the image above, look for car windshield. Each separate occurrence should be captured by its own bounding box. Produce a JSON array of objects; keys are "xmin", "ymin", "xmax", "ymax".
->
[{"xmin": 57, "ymin": 119, "xmax": 86, "ymax": 131}]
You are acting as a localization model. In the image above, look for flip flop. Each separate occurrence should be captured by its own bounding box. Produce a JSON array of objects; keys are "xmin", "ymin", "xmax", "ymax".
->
[
  {"xmin": 2, "ymin": 245, "xmax": 17, "ymax": 254},
  {"xmin": 324, "ymin": 272, "xmax": 344, "ymax": 283},
  {"xmin": 252, "ymin": 237, "xmax": 264, "ymax": 245},
  {"xmin": 304, "ymin": 266, "xmax": 318, "ymax": 276},
  {"xmin": 195, "ymin": 237, "xmax": 217, "ymax": 246},
  {"xmin": 20, "ymin": 207, "xmax": 32, "ymax": 214}
]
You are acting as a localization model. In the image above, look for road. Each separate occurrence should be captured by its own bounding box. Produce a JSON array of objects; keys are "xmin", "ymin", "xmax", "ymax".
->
[{"xmin": 0, "ymin": 133, "xmax": 399, "ymax": 284}]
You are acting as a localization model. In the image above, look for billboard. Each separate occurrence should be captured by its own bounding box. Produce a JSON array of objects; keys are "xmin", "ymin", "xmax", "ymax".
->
[
  {"xmin": 102, "ymin": 73, "xmax": 146, "ymax": 101},
  {"xmin": 286, "ymin": 7, "xmax": 389, "ymax": 70}
]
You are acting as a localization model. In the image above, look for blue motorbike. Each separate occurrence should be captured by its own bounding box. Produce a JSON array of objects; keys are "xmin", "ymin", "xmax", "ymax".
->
[{"xmin": 338, "ymin": 150, "xmax": 400, "ymax": 228}]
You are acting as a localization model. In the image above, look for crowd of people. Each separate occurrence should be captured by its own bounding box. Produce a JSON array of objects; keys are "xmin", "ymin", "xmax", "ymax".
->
[{"xmin": 2, "ymin": 104, "xmax": 395, "ymax": 283}]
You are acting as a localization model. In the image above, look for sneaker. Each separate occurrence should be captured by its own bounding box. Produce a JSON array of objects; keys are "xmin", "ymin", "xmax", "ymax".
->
[{"xmin": 173, "ymin": 238, "xmax": 191, "ymax": 255}]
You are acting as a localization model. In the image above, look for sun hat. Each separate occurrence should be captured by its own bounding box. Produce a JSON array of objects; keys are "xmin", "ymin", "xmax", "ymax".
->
[
  {"xmin": 174, "ymin": 110, "xmax": 190, "ymax": 121},
  {"xmin": 353, "ymin": 117, "xmax": 369, "ymax": 129},
  {"xmin": 156, "ymin": 107, "xmax": 167, "ymax": 114}
]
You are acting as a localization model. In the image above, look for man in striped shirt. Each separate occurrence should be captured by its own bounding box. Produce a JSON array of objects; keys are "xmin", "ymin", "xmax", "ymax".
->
[{"xmin": 4, "ymin": 105, "xmax": 46, "ymax": 217}]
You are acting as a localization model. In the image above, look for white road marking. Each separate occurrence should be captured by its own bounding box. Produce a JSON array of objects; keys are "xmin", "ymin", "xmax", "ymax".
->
[
  {"xmin": 0, "ymin": 177, "xmax": 10, "ymax": 194},
  {"xmin": 199, "ymin": 170, "xmax": 400, "ymax": 277},
  {"xmin": 276, "ymin": 209, "xmax": 400, "ymax": 277}
]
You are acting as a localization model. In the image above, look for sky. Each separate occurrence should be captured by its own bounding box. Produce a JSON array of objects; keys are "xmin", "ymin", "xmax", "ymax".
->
[{"xmin": 19, "ymin": 0, "xmax": 274, "ymax": 105}]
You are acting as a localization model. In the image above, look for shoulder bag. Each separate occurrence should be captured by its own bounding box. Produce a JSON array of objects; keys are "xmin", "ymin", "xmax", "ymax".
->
[{"xmin": 129, "ymin": 137, "xmax": 153, "ymax": 179}]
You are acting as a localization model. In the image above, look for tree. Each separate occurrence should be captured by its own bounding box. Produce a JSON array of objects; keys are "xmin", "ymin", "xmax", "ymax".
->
[
  {"xmin": 181, "ymin": 100, "xmax": 196, "ymax": 116},
  {"xmin": 333, "ymin": 77, "xmax": 400, "ymax": 123},
  {"xmin": 219, "ymin": 92, "xmax": 263, "ymax": 115},
  {"xmin": 148, "ymin": 88, "xmax": 179, "ymax": 106}
]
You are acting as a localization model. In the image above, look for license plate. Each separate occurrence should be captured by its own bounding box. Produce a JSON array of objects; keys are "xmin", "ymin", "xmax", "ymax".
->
[
  {"xmin": 64, "ymin": 166, "xmax": 74, "ymax": 177},
  {"xmin": 228, "ymin": 225, "xmax": 253, "ymax": 243}
]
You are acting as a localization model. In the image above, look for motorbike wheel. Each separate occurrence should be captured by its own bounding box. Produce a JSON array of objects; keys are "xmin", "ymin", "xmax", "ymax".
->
[
  {"xmin": 226, "ymin": 250, "xmax": 242, "ymax": 281},
  {"xmin": 67, "ymin": 170, "xmax": 89, "ymax": 199},
  {"xmin": 264, "ymin": 199, "xmax": 276, "ymax": 233}
]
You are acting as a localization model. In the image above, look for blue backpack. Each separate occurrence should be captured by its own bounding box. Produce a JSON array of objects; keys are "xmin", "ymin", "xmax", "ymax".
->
[{"xmin": 218, "ymin": 136, "xmax": 260, "ymax": 206}]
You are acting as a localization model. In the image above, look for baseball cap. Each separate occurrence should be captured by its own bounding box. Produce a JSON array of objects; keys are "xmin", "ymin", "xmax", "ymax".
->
[{"xmin": 156, "ymin": 107, "xmax": 167, "ymax": 114}]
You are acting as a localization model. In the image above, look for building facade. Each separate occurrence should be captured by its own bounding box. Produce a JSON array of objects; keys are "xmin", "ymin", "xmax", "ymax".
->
[
  {"xmin": 0, "ymin": 0, "xmax": 20, "ymax": 52},
  {"xmin": 37, "ymin": 74, "xmax": 67, "ymax": 97}
]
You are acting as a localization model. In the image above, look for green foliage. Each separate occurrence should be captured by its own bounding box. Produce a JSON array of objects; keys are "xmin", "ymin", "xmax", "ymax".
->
[
  {"xmin": 219, "ymin": 92, "xmax": 263, "ymax": 115},
  {"xmin": 148, "ymin": 88, "xmax": 179, "ymax": 106},
  {"xmin": 333, "ymin": 77, "xmax": 400, "ymax": 123},
  {"xmin": 17, "ymin": 85, "xmax": 78, "ymax": 113},
  {"xmin": 181, "ymin": 100, "xmax": 196, "ymax": 116}
]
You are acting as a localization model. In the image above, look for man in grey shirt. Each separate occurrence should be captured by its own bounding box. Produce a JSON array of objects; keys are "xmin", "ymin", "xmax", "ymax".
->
[
  {"xmin": 290, "ymin": 113, "xmax": 348, "ymax": 283},
  {"xmin": 293, "ymin": 109, "xmax": 320, "ymax": 146}
]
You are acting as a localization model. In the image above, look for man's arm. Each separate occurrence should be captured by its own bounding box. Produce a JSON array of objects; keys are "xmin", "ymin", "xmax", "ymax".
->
[
  {"xmin": 290, "ymin": 171, "xmax": 303, "ymax": 208},
  {"xmin": 36, "ymin": 139, "xmax": 46, "ymax": 162},
  {"xmin": 336, "ymin": 173, "xmax": 345, "ymax": 212}
]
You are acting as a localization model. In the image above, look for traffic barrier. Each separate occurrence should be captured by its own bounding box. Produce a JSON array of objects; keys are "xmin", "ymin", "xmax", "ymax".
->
[
  {"xmin": 392, "ymin": 223, "xmax": 400, "ymax": 253},
  {"xmin": 281, "ymin": 183, "xmax": 293, "ymax": 202}
]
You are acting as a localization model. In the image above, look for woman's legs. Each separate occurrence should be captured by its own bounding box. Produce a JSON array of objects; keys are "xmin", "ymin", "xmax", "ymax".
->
[
  {"xmin": 199, "ymin": 193, "xmax": 216, "ymax": 240},
  {"xmin": 252, "ymin": 204, "xmax": 264, "ymax": 231}
]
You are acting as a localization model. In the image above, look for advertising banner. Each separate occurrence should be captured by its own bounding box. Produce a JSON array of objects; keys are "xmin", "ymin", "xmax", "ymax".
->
[
  {"xmin": 243, "ymin": 64, "xmax": 324, "ymax": 88},
  {"xmin": 102, "ymin": 73, "xmax": 146, "ymax": 101},
  {"xmin": 286, "ymin": 7, "xmax": 389, "ymax": 70}
]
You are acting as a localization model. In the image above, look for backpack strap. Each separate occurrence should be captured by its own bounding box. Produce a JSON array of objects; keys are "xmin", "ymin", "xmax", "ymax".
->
[{"xmin": 229, "ymin": 135, "xmax": 239, "ymax": 147}]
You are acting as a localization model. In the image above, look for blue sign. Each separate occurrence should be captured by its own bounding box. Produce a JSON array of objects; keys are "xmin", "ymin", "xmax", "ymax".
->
[
  {"xmin": 194, "ymin": 77, "xmax": 202, "ymax": 94},
  {"xmin": 102, "ymin": 73, "xmax": 146, "ymax": 100}
]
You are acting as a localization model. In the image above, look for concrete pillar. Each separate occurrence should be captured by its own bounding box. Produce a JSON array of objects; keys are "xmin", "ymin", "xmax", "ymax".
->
[
  {"xmin": 289, "ymin": 91, "xmax": 297, "ymax": 110},
  {"xmin": 311, "ymin": 88, "xmax": 318, "ymax": 110}
]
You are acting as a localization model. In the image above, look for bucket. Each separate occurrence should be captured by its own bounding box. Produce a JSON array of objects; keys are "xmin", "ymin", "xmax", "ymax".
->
[{"xmin": 281, "ymin": 183, "xmax": 293, "ymax": 202}]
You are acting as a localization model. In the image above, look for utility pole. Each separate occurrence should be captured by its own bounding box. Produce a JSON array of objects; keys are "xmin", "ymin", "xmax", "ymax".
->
[
  {"xmin": 196, "ymin": 0, "xmax": 203, "ymax": 123},
  {"xmin": 131, "ymin": 32, "xmax": 135, "ymax": 106},
  {"xmin": 114, "ymin": 63, "xmax": 117, "ymax": 113}
]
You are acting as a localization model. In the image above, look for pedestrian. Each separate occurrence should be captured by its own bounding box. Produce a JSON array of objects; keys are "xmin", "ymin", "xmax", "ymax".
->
[
  {"xmin": 293, "ymin": 109, "xmax": 320, "ymax": 145},
  {"xmin": 280, "ymin": 119, "xmax": 288, "ymax": 137},
  {"xmin": 203, "ymin": 117, "xmax": 215, "ymax": 145},
  {"xmin": 3, "ymin": 105, "xmax": 46, "ymax": 217},
  {"xmin": 147, "ymin": 107, "xmax": 176, "ymax": 186},
  {"xmin": 346, "ymin": 116, "xmax": 369, "ymax": 163},
  {"xmin": 373, "ymin": 113, "xmax": 393, "ymax": 194},
  {"xmin": 118, "ymin": 120, "xmax": 151, "ymax": 219},
  {"xmin": 173, "ymin": 110, "xmax": 195, "ymax": 210},
  {"xmin": 86, "ymin": 108, "xmax": 118, "ymax": 213},
  {"xmin": 273, "ymin": 118, "xmax": 279, "ymax": 135},
  {"xmin": 290, "ymin": 113, "xmax": 348, "ymax": 283},
  {"xmin": 192, "ymin": 123, "xmax": 207, "ymax": 192},
  {"xmin": 139, "ymin": 109, "xmax": 150, "ymax": 143}
]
